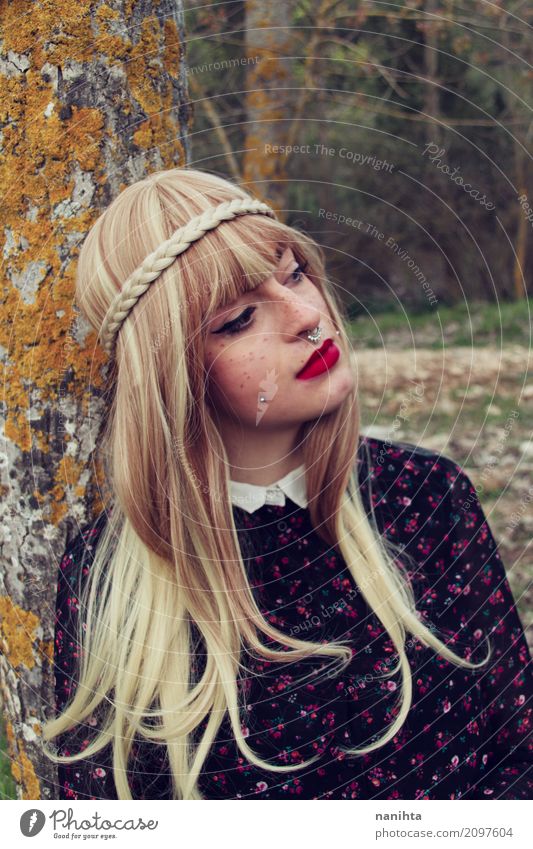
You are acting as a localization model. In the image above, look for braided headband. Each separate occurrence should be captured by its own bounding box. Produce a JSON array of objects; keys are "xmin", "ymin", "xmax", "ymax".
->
[{"xmin": 98, "ymin": 197, "xmax": 277, "ymax": 354}]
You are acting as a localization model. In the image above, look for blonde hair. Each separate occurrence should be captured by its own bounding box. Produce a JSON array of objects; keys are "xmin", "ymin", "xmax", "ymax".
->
[{"xmin": 42, "ymin": 166, "xmax": 491, "ymax": 799}]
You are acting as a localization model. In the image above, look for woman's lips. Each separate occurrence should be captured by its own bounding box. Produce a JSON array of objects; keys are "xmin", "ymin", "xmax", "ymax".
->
[{"xmin": 296, "ymin": 338, "xmax": 340, "ymax": 379}]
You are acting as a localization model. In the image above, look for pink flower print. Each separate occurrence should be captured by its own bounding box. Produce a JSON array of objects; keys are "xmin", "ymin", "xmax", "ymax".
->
[
  {"xmin": 451, "ymin": 755, "xmax": 459, "ymax": 768},
  {"xmin": 93, "ymin": 767, "xmax": 106, "ymax": 778},
  {"xmin": 256, "ymin": 781, "xmax": 268, "ymax": 792},
  {"xmin": 443, "ymin": 698, "xmax": 451, "ymax": 713},
  {"xmin": 473, "ymin": 628, "xmax": 483, "ymax": 639},
  {"xmin": 386, "ymin": 681, "xmax": 397, "ymax": 691}
]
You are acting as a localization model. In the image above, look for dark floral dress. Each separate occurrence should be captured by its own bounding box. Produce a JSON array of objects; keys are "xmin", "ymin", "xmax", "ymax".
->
[{"xmin": 53, "ymin": 435, "xmax": 533, "ymax": 799}]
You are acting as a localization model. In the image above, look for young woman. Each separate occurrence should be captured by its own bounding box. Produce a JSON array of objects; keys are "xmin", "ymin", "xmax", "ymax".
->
[{"xmin": 42, "ymin": 167, "xmax": 532, "ymax": 801}]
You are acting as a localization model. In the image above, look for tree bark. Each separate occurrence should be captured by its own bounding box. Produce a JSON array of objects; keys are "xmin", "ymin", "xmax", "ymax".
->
[
  {"xmin": 243, "ymin": 0, "xmax": 296, "ymax": 216},
  {"xmin": 0, "ymin": 0, "xmax": 191, "ymax": 800}
]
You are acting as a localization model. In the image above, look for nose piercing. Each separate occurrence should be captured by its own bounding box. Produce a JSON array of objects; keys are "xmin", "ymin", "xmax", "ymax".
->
[
  {"xmin": 306, "ymin": 327, "xmax": 341, "ymax": 343},
  {"xmin": 258, "ymin": 327, "xmax": 342, "ymax": 400}
]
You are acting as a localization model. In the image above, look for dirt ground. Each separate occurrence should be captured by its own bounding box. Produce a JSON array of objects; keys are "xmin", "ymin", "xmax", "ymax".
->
[{"xmin": 356, "ymin": 344, "xmax": 533, "ymax": 653}]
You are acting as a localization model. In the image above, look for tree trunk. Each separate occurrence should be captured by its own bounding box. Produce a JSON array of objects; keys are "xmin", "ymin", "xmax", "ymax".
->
[
  {"xmin": 421, "ymin": 0, "xmax": 441, "ymax": 145},
  {"xmin": 0, "ymin": 0, "xmax": 191, "ymax": 800},
  {"xmin": 243, "ymin": 0, "xmax": 296, "ymax": 216}
]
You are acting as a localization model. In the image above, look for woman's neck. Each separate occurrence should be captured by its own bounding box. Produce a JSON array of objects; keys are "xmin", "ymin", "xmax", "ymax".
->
[{"xmin": 227, "ymin": 441, "xmax": 305, "ymax": 486}]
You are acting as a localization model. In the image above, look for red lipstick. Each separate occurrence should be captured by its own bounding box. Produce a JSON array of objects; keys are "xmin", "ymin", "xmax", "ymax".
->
[{"xmin": 296, "ymin": 338, "xmax": 340, "ymax": 380}]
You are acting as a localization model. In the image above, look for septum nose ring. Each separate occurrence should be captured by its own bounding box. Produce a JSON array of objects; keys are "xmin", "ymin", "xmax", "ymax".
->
[{"xmin": 258, "ymin": 327, "xmax": 341, "ymax": 402}]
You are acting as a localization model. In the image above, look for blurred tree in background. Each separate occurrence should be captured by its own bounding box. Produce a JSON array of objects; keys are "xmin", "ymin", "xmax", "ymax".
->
[{"xmin": 186, "ymin": 0, "xmax": 532, "ymax": 313}]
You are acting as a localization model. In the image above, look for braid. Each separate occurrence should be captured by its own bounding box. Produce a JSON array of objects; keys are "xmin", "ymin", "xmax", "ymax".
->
[{"xmin": 98, "ymin": 197, "xmax": 276, "ymax": 354}]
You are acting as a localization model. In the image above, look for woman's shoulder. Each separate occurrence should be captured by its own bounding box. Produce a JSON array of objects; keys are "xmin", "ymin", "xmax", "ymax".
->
[
  {"xmin": 357, "ymin": 434, "xmax": 474, "ymax": 516},
  {"xmin": 357, "ymin": 431, "xmax": 464, "ymax": 498}
]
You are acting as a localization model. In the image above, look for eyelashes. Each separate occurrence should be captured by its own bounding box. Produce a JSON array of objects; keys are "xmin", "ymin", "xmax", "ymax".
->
[
  {"xmin": 222, "ymin": 305, "xmax": 256, "ymax": 335},
  {"xmin": 213, "ymin": 261, "xmax": 310, "ymax": 337}
]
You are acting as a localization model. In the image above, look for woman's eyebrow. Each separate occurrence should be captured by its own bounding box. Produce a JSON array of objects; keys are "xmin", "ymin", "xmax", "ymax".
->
[
  {"xmin": 275, "ymin": 247, "xmax": 297, "ymax": 278},
  {"xmin": 211, "ymin": 249, "xmax": 297, "ymax": 319}
]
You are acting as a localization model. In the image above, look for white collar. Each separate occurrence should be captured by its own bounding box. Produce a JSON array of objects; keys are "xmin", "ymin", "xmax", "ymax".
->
[{"xmin": 230, "ymin": 463, "xmax": 307, "ymax": 513}]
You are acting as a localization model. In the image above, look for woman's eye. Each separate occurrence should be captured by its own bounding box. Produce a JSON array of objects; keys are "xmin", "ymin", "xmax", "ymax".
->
[
  {"xmin": 288, "ymin": 260, "xmax": 309, "ymax": 284},
  {"xmin": 214, "ymin": 306, "xmax": 256, "ymax": 336},
  {"xmin": 211, "ymin": 261, "xmax": 309, "ymax": 337}
]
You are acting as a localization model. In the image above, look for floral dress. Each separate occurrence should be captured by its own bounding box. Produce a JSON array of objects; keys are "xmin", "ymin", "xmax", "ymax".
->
[{"xmin": 53, "ymin": 435, "xmax": 533, "ymax": 799}]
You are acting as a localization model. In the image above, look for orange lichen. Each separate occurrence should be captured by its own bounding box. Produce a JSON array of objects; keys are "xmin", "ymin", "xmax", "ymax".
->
[
  {"xmin": 163, "ymin": 18, "xmax": 182, "ymax": 76},
  {"xmin": 5, "ymin": 721, "xmax": 40, "ymax": 799},
  {"xmin": 1, "ymin": 0, "xmax": 186, "ymax": 530},
  {"xmin": 37, "ymin": 638, "xmax": 54, "ymax": 666},
  {"xmin": 0, "ymin": 596, "xmax": 40, "ymax": 670},
  {"xmin": 5, "ymin": 720, "xmax": 20, "ymax": 783},
  {"xmin": 127, "ymin": 16, "xmax": 166, "ymax": 114},
  {"xmin": 132, "ymin": 119, "xmax": 154, "ymax": 149}
]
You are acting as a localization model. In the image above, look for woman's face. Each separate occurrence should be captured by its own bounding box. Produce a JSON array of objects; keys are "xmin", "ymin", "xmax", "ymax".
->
[{"xmin": 203, "ymin": 246, "xmax": 356, "ymax": 432}]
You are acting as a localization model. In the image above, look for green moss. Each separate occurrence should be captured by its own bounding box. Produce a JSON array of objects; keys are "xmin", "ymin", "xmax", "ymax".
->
[{"xmin": 0, "ymin": 713, "xmax": 17, "ymax": 800}]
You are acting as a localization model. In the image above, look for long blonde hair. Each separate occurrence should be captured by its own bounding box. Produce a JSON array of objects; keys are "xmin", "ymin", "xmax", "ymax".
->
[{"xmin": 42, "ymin": 167, "xmax": 490, "ymax": 799}]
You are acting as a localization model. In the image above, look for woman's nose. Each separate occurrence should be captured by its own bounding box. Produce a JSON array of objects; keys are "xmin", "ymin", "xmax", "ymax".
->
[
  {"xmin": 280, "ymin": 293, "xmax": 322, "ymax": 342},
  {"xmin": 262, "ymin": 278, "xmax": 323, "ymax": 341}
]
